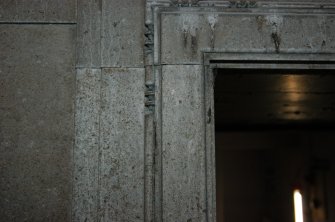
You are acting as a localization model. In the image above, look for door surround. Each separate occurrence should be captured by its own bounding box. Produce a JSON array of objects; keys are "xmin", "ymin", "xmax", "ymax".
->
[{"xmin": 144, "ymin": 2, "xmax": 335, "ymax": 221}]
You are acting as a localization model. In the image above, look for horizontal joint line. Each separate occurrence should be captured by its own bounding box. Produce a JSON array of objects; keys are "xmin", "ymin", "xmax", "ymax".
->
[{"xmin": 0, "ymin": 22, "xmax": 76, "ymax": 25}]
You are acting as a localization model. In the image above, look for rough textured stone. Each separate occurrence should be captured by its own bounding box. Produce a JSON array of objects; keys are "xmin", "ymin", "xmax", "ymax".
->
[
  {"xmin": 205, "ymin": 67, "xmax": 216, "ymax": 222},
  {"xmin": 161, "ymin": 65, "xmax": 207, "ymax": 221},
  {"xmin": 0, "ymin": 0, "xmax": 76, "ymax": 22},
  {"xmin": 160, "ymin": 12, "xmax": 335, "ymax": 64},
  {"xmin": 101, "ymin": 0, "xmax": 145, "ymax": 67},
  {"xmin": 99, "ymin": 68, "xmax": 145, "ymax": 221},
  {"xmin": 73, "ymin": 68, "xmax": 101, "ymax": 222},
  {"xmin": 2, "ymin": 1, "xmax": 335, "ymax": 222},
  {"xmin": 243, "ymin": 0, "xmax": 334, "ymax": 1},
  {"xmin": 77, "ymin": 0, "xmax": 101, "ymax": 68},
  {"xmin": 73, "ymin": 68, "xmax": 146, "ymax": 221},
  {"xmin": 0, "ymin": 25, "xmax": 75, "ymax": 221}
]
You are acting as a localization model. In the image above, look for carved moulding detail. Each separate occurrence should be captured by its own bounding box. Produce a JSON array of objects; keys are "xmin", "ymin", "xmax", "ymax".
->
[
  {"xmin": 147, "ymin": 0, "xmax": 335, "ymax": 8},
  {"xmin": 170, "ymin": 0, "xmax": 200, "ymax": 6},
  {"xmin": 144, "ymin": 23, "xmax": 154, "ymax": 56},
  {"xmin": 228, "ymin": 1, "xmax": 257, "ymax": 8}
]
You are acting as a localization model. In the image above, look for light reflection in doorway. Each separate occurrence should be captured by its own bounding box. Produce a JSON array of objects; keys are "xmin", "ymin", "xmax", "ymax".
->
[{"xmin": 294, "ymin": 189, "xmax": 304, "ymax": 222}]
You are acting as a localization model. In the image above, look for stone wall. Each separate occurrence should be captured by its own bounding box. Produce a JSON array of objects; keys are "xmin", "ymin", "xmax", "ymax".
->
[
  {"xmin": 0, "ymin": 1, "xmax": 76, "ymax": 221},
  {"xmin": 1, "ymin": 0, "xmax": 335, "ymax": 221}
]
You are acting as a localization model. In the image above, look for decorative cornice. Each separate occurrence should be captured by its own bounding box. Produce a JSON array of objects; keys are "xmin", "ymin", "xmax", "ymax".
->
[
  {"xmin": 161, "ymin": 0, "xmax": 335, "ymax": 9},
  {"xmin": 146, "ymin": 0, "xmax": 335, "ymax": 9},
  {"xmin": 228, "ymin": 1, "xmax": 257, "ymax": 8},
  {"xmin": 170, "ymin": 0, "xmax": 200, "ymax": 7}
]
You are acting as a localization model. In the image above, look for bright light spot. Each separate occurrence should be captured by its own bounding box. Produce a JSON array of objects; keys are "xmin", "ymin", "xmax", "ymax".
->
[
  {"xmin": 285, "ymin": 75, "xmax": 303, "ymax": 102},
  {"xmin": 294, "ymin": 189, "xmax": 304, "ymax": 222}
]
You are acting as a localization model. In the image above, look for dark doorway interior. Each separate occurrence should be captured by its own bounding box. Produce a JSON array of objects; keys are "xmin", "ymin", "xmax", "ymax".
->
[{"xmin": 214, "ymin": 68, "xmax": 335, "ymax": 222}]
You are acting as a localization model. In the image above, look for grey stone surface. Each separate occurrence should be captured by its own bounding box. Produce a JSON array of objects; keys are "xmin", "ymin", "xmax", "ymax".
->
[
  {"xmin": 205, "ymin": 67, "xmax": 216, "ymax": 222},
  {"xmin": 0, "ymin": 0, "xmax": 76, "ymax": 22},
  {"xmin": 145, "ymin": 0, "xmax": 335, "ymax": 7},
  {"xmin": 231, "ymin": 0, "xmax": 334, "ymax": 1},
  {"xmin": 99, "ymin": 68, "xmax": 145, "ymax": 221},
  {"xmin": 144, "ymin": 113, "xmax": 155, "ymax": 222},
  {"xmin": 101, "ymin": 0, "xmax": 145, "ymax": 67},
  {"xmin": 0, "ymin": 25, "xmax": 75, "ymax": 221},
  {"xmin": 2, "ymin": 1, "xmax": 335, "ymax": 222},
  {"xmin": 73, "ymin": 68, "xmax": 101, "ymax": 222},
  {"xmin": 161, "ymin": 65, "xmax": 207, "ymax": 221},
  {"xmin": 160, "ymin": 12, "xmax": 335, "ymax": 64},
  {"xmin": 77, "ymin": 0, "xmax": 101, "ymax": 68}
]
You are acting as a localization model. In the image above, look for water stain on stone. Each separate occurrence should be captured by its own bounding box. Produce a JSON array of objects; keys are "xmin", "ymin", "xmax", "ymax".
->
[
  {"xmin": 183, "ymin": 30, "xmax": 188, "ymax": 48},
  {"xmin": 256, "ymin": 15, "xmax": 266, "ymax": 31},
  {"xmin": 191, "ymin": 34, "xmax": 198, "ymax": 55},
  {"xmin": 271, "ymin": 32, "xmax": 281, "ymax": 53}
]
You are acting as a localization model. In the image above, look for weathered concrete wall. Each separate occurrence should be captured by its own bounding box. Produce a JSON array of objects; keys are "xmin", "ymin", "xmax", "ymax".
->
[{"xmin": 0, "ymin": 24, "xmax": 76, "ymax": 221}]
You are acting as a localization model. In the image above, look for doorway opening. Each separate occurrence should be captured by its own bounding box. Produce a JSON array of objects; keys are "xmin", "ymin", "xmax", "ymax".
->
[{"xmin": 214, "ymin": 68, "xmax": 335, "ymax": 222}]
